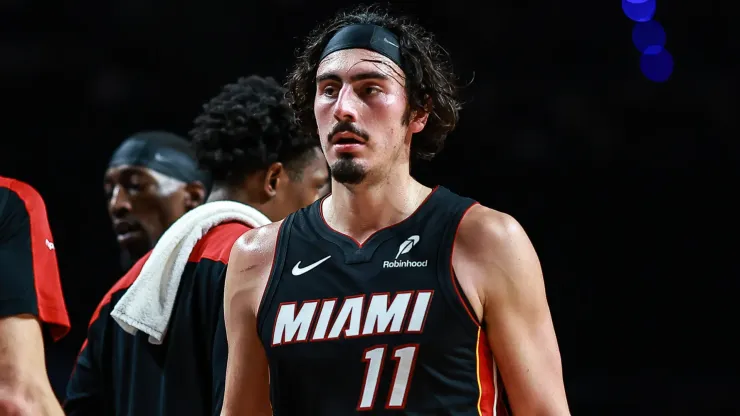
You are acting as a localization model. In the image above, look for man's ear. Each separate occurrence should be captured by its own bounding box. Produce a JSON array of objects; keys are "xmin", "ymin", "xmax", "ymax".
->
[
  {"xmin": 263, "ymin": 162, "xmax": 284, "ymax": 198},
  {"xmin": 184, "ymin": 182, "xmax": 206, "ymax": 210},
  {"xmin": 408, "ymin": 98, "xmax": 431, "ymax": 134}
]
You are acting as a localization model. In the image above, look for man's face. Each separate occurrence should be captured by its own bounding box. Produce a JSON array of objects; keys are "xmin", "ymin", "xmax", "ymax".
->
[
  {"xmin": 271, "ymin": 148, "xmax": 331, "ymax": 220},
  {"xmin": 103, "ymin": 165, "xmax": 190, "ymax": 260},
  {"xmin": 314, "ymin": 48, "xmax": 425, "ymax": 185}
]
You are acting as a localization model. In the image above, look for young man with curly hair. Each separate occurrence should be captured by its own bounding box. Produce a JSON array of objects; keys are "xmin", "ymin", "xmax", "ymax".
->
[
  {"xmin": 64, "ymin": 75, "xmax": 328, "ymax": 416},
  {"xmin": 193, "ymin": 76, "xmax": 330, "ymax": 217},
  {"xmin": 220, "ymin": 6, "xmax": 570, "ymax": 416}
]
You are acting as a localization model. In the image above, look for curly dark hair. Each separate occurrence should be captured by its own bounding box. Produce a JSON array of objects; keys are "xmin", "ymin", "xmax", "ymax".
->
[
  {"xmin": 285, "ymin": 4, "xmax": 461, "ymax": 161},
  {"xmin": 190, "ymin": 75, "xmax": 319, "ymax": 185}
]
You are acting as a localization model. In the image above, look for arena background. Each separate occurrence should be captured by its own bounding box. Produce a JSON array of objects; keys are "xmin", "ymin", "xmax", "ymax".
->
[{"xmin": 1, "ymin": 0, "xmax": 737, "ymax": 414}]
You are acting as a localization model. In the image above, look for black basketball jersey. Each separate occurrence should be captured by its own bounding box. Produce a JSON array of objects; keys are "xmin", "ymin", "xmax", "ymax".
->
[{"xmin": 258, "ymin": 186, "xmax": 508, "ymax": 415}]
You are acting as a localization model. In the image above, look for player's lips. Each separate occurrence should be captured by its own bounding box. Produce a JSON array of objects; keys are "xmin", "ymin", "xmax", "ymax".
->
[
  {"xmin": 113, "ymin": 221, "xmax": 144, "ymax": 242},
  {"xmin": 331, "ymin": 132, "xmax": 367, "ymax": 145},
  {"xmin": 331, "ymin": 132, "xmax": 367, "ymax": 152}
]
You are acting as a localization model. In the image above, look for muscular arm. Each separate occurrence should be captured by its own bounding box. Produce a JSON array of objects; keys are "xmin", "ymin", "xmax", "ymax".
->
[
  {"xmin": 220, "ymin": 224, "xmax": 281, "ymax": 416},
  {"xmin": 454, "ymin": 206, "xmax": 570, "ymax": 415},
  {"xmin": 0, "ymin": 315, "xmax": 63, "ymax": 416}
]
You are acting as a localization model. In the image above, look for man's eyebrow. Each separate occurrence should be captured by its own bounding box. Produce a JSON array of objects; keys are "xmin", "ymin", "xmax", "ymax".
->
[{"xmin": 316, "ymin": 71, "xmax": 390, "ymax": 84}]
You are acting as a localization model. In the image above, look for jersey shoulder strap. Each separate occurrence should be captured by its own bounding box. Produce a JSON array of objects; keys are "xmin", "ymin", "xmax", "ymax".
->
[
  {"xmin": 426, "ymin": 187, "xmax": 480, "ymax": 327},
  {"xmin": 423, "ymin": 186, "xmax": 477, "ymax": 227}
]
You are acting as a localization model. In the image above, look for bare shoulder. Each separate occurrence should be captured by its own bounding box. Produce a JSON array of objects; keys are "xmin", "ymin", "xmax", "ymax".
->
[
  {"xmin": 226, "ymin": 221, "xmax": 284, "ymax": 317},
  {"xmin": 230, "ymin": 221, "xmax": 284, "ymax": 267},
  {"xmin": 456, "ymin": 204, "xmax": 532, "ymax": 259},
  {"xmin": 454, "ymin": 204, "xmax": 542, "ymax": 309}
]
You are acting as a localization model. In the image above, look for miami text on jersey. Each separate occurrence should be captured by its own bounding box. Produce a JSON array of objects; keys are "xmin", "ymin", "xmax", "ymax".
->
[{"xmin": 271, "ymin": 290, "xmax": 434, "ymax": 346}]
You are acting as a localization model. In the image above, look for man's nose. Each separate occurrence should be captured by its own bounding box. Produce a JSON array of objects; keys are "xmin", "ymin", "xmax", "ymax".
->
[
  {"xmin": 333, "ymin": 85, "xmax": 360, "ymax": 122},
  {"xmin": 109, "ymin": 186, "xmax": 131, "ymax": 218}
]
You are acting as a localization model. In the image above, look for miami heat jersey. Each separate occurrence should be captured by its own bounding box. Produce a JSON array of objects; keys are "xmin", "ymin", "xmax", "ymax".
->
[{"xmin": 258, "ymin": 187, "xmax": 508, "ymax": 415}]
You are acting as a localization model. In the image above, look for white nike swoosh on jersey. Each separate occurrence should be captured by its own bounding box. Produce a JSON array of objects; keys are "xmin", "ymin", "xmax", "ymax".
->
[{"xmin": 291, "ymin": 255, "xmax": 332, "ymax": 276}]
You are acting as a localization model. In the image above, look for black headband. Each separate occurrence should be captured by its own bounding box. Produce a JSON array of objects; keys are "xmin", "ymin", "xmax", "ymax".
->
[
  {"xmin": 320, "ymin": 24, "xmax": 402, "ymax": 67},
  {"xmin": 109, "ymin": 135, "xmax": 210, "ymax": 188}
]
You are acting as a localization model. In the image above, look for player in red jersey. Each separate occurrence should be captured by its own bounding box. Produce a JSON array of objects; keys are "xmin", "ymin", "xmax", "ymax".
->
[{"xmin": 0, "ymin": 177, "xmax": 70, "ymax": 416}]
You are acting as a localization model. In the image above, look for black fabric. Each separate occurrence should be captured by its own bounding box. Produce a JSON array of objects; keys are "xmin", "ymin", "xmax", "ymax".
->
[
  {"xmin": 109, "ymin": 131, "xmax": 211, "ymax": 189},
  {"xmin": 257, "ymin": 187, "xmax": 505, "ymax": 415},
  {"xmin": 65, "ymin": 223, "xmax": 248, "ymax": 416},
  {"xmin": 0, "ymin": 186, "xmax": 39, "ymax": 319},
  {"xmin": 0, "ymin": 177, "xmax": 70, "ymax": 340},
  {"xmin": 320, "ymin": 24, "xmax": 402, "ymax": 67}
]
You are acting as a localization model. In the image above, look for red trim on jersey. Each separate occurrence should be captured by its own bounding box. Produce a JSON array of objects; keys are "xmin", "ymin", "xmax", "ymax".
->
[
  {"xmin": 476, "ymin": 328, "xmax": 495, "ymax": 415},
  {"xmin": 73, "ymin": 250, "xmax": 150, "ymax": 380},
  {"xmin": 187, "ymin": 222, "xmax": 252, "ymax": 264},
  {"xmin": 449, "ymin": 202, "xmax": 481, "ymax": 326},
  {"xmin": 80, "ymin": 222, "xmax": 251, "ymax": 353},
  {"xmin": 318, "ymin": 186, "xmax": 439, "ymax": 248},
  {"xmin": 86, "ymin": 252, "xmax": 150, "ymax": 332},
  {"xmin": 1, "ymin": 177, "xmax": 70, "ymax": 340},
  {"xmin": 446, "ymin": 202, "xmax": 500, "ymax": 414}
]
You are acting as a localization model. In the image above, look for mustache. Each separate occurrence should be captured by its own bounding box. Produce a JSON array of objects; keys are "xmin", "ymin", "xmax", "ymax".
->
[{"xmin": 327, "ymin": 121, "xmax": 370, "ymax": 143}]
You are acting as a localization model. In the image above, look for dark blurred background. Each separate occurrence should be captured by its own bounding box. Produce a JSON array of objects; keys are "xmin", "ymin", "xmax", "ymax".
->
[{"xmin": 1, "ymin": 0, "xmax": 738, "ymax": 414}]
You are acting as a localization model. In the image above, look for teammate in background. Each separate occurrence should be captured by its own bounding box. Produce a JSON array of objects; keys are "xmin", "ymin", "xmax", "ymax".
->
[
  {"xmin": 221, "ymin": 6, "xmax": 570, "ymax": 416},
  {"xmin": 0, "ymin": 177, "xmax": 70, "ymax": 416},
  {"xmin": 103, "ymin": 131, "xmax": 210, "ymax": 269},
  {"xmin": 65, "ymin": 75, "xmax": 329, "ymax": 415}
]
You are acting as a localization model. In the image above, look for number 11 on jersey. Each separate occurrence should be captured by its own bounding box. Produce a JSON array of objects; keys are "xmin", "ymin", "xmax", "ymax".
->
[{"xmin": 358, "ymin": 344, "xmax": 419, "ymax": 410}]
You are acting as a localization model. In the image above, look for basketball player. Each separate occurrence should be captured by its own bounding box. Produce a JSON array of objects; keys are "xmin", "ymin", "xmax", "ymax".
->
[
  {"xmin": 103, "ymin": 131, "xmax": 210, "ymax": 269},
  {"xmin": 220, "ymin": 7, "xmax": 570, "ymax": 415},
  {"xmin": 0, "ymin": 177, "xmax": 70, "ymax": 415},
  {"xmin": 64, "ymin": 75, "xmax": 329, "ymax": 415}
]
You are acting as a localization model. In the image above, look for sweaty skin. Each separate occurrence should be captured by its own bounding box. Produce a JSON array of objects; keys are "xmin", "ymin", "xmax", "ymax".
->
[{"xmin": 221, "ymin": 45, "xmax": 570, "ymax": 415}]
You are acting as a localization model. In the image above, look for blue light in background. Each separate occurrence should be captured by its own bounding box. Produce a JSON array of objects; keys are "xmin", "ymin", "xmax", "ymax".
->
[
  {"xmin": 622, "ymin": 0, "xmax": 657, "ymax": 22},
  {"xmin": 632, "ymin": 20, "xmax": 666, "ymax": 53},
  {"xmin": 640, "ymin": 48, "xmax": 674, "ymax": 82},
  {"xmin": 622, "ymin": 0, "xmax": 672, "ymax": 82}
]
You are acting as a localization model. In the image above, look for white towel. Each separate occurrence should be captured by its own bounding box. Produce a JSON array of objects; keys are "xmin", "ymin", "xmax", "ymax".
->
[{"xmin": 110, "ymin": 201, "xmax": 271, "ymax": 344}]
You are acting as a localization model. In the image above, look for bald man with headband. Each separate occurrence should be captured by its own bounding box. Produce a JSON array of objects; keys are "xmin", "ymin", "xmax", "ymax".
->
[{"xmin": 103, "ymin": 131, "xmax": 210, "ymax": 269}]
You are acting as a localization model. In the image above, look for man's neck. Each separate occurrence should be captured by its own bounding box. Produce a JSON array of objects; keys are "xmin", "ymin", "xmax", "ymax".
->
[
  {"xmin": 207, "ymin": 185, "xmax": 275, "ymax": 221},
  {"xmin": 207, "ymin": 185, "xmax": 252, "ymax": 204},
  {"xmin": 323, "ymin": 171, "xmax": 431, "ymax": 244},
  {"xmin": 206, "ymin": 186, "xmax": 232, "ymax": 203}
]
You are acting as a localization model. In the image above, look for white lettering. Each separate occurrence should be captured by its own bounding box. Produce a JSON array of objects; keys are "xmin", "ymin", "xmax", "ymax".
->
[
  {"xmin": 272, "ymin": 301, "xmax": 318, "ymax": 346},
  {"xmin": 362, "ymin": 293, "xmax": 412, "ymax": 335},
  {"xmin": 327, "ymin": 296, "xmax": 364, "ymax": 339},
  {"xmin": 271, "ymin": 291, "xmax": 435, "ymax": 346},
  {"xmin": 382, "ymin": 260, "xmax": 428, "ymax": 268},
  {"xmin": 311, "ymin": 299, "xmax": 337, "ymax": 340},
  {"xmin": 406, "ymin": 291, "xmax": 433, "ymax": 332}
]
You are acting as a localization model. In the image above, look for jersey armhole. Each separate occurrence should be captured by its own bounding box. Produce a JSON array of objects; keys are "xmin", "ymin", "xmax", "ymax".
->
[
  {"xmin": 256, "ymin": 217, "xmax": 293, "ymax": 335},
  {"xmin": 3, "ymin": 181, "xmax": 70, "ymax": 340},
  {"xmin": 436, "ymin": 201, "xmax": 481, "ymax": 329}
]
